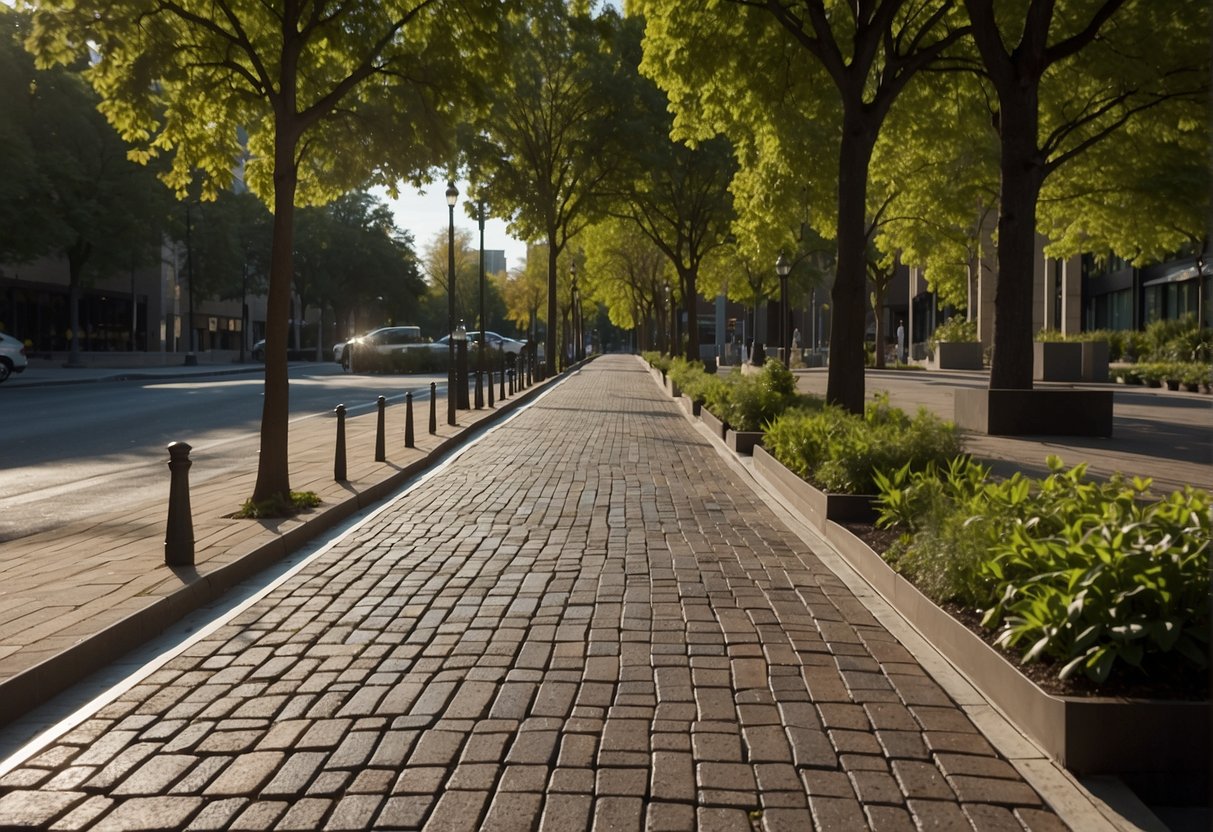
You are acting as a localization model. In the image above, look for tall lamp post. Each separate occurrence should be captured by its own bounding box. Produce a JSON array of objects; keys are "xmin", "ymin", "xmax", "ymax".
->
[
  {"xmin": 568, "ymin": 261, "xmax": 577, "ymax": 369},
  {"xmin": 476, "ymin": 198, "xmax": 486, "ymax": 408},
  {"xmin": 445, "ymin": 181, "xmax": 459, "ymax": 425},
  {"xmin": 776, "ymin": 252, "xmax": 791, "ymax": 368}
]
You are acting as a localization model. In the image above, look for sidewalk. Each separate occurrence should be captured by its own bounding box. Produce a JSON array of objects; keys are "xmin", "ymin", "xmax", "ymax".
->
[
  {"xmin": 0, "ymin": 355, "xmax": 1107, "ymax": 830},
  {"xmin": 0, "ymin": 358, "xmax": 549, "ymax": 726}
]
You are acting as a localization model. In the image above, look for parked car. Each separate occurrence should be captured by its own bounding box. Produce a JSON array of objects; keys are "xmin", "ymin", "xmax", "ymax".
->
[
  {"xmin": 0, "ymin": 333, "xmax": 28, "ymax": 383},
  {"xmin": 428, "ymin": 331, "xmax": 526, "ymax": 355},
  {"xmin": 339, "ymin": 326, "xmax": 425, "ymax": 369}
]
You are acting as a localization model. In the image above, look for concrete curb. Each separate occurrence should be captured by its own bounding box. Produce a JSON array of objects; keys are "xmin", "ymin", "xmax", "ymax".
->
[{"xmin": 0, "ymin": 369, "xmax": 562, "ymax": 727}]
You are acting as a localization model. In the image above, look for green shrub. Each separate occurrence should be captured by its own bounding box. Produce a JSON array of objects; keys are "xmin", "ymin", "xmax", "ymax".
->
[
  {"xmin": 926, "ymin": 317, "xmax": 978, "ymax": 359},
  {"xmin": 723, "ymin": 361, "xmax": 807, "ymax": 431},
  {"xmin": 668, "ymin": 357, "xmax": 706, "ymax": 397},
  {"xmin": 875, "ymin": 456, "xmax": 1211, "ymax": 685},
  {"xmin": 642, "ymin": 350, "xmax": 672, "ymax": 372},
  {"xmin": 765, "ymin": 393, "xmax": 962, "ymax": 495}
]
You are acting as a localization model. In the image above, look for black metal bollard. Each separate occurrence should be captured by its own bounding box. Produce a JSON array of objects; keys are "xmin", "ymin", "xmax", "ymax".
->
[
  {"xmin": 375, "ymin": 395, "xmax": 386, "ymax": 462},
  {"xmin": 164, "ymin": 441, "xmax": 194, "ymax": 566},
  {"xmin": 508, "ymin": 368, "xmax": 515, "ymax": 396},
  {"xmin": 428, "ymin": 382, "xmax": 437, "ymax": 434},
  {"xmin": 500, "ymin": 353, "xmax": 507, "ymax": 400},
  {"xmin": 405, "ymin": 392, "xmax": 415, "ymax": 448},
  {"xmin": 487, "ymin": 368, "xmax": 494, "ymax": 407},
  {"xmin": 475, "ymin": 368, "xmax": 483, "ymax": 409},
  {"xmin": 334, "ymin": 404, "xmax": 347, "ymax": 482}
]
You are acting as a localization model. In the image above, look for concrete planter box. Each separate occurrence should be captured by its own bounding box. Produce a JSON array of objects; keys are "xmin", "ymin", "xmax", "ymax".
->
[
  {"xmin": 725, "ymin": 428, "xmax": 763, "ymax": 455},
  {"xmin": 1080, "ymin": 340, "xmax": 1109, "ymax": 383},
  {"xmin": 826, "ymin": 521, "xmax": 1208, "ymax": 801},
  {"xmin": 1034, "ymin": 341, "xmax": 1083, "ymax": 382},
  {"xmin": 753, "ymin": 446, "xmax": 877, "ymax": 532},
  {"xmin": 954, "ymin": 388, "xmax": 1113, "ymax": 437},
  {"xmin": 700, "ymin": 406, "xmax": 728, "ymax": 441},
  {"xmin": 664, "ymin": 376, "xmax": 682, "ymax": 398},
  {"xmin": 929, "ymin": 342, "xmax": 983, "ymax": 370},
  {"xmin": 679, "ymin": 395, "xmax": 701, "ymax": 417}
]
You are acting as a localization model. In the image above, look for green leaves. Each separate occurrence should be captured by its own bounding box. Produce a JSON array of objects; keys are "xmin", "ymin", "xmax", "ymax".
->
[
  {"xmin": 877, "ymin": 456, "xmax": 1211, "ymax": 686},
  {"xmin": 766, "ymin": 394, "xmax": 963, "ymax": 496}
]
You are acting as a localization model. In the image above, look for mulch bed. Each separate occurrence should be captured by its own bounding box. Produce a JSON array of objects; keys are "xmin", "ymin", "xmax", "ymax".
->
[{"xmin": 843, "ymin": 522, "xmax": 1210, "ymax": 702}]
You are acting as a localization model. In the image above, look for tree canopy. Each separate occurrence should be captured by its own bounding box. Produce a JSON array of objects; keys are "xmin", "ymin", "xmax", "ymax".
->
[
  {"xmin": 27, "ymin": 0, "xmax": 499, "ymax": 504},
  {"xmin": 465, "ymin": 0, "xmax": 632, "ymax": 372}
]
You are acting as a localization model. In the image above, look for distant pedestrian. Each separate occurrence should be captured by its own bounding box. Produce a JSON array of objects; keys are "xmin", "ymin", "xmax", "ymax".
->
[{"xmin": 896, "ymin": 320, "xmax": 906, "ymax": 363}]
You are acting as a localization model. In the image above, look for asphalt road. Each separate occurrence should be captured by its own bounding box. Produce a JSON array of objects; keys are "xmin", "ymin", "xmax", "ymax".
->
[{"xmin": 0, "ymin": 365, "xmax": 445, "ymax": 542}]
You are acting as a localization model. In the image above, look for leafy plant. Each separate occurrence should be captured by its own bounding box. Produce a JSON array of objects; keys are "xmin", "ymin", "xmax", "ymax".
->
[
  {"xmin": 720, "ymin": 361, "xmax": 811, "ymax": 432},
  {"xmin": 875, "ymin": 456, "xmax": 1212, "ymax": 685},
  {"xmin": 765, "ymin": 393, "xmax": 962, "ymax": 495}
]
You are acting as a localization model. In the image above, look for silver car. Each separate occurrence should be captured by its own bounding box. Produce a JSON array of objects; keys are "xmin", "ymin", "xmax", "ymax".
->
[{"xmin": 0, "ymin": 333, "xmax": 29, "ymax": 383}]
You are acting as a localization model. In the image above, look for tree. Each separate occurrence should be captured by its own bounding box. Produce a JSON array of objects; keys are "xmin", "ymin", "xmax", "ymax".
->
[
  {"xmin": 638, "ymin": 0, "xmax": 970, "ymax": 412},
  {"xmin": 582, "ymin": 218, "xmax": 671, "ymax": 351},
  {"xmin": 465, "ymin": 0, "xmax": 630, "ymax": 375},
  {"xmin": 605, "ymin": 13, "xmax": 736, "ymax": 361},
  {"xmin": 295, "ymin": 191, "xmax": 423, "ymax": 348},
  {"xmin": 1, "ymin": 7, "xmax": 167, "ymax": 363},
  {"xmin": 28, "ymin": 0, "xmax": 497, "ymax": 504},
  {"xmin": 497, "ymin": 255, "xmax": 548, "ymax": 344},
  {"xmin": 963, "ymin": 0, "xmax": 1209, "ymax": 388}
]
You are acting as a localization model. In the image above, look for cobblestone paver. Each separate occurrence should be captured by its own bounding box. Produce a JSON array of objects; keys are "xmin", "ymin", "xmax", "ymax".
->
[{"xmin": 0, "ymin": 356, "xmax": 1064, "ymax": 830}]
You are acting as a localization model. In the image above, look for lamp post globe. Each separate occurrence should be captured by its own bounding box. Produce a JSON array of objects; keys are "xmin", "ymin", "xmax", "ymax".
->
[
  {"xmin": 446, "ymin": 181, "xmax": 458, "ymax": 425},
  {"xmin": 775, "ymin": 252, "xmax": 791, "ymax": 368}
]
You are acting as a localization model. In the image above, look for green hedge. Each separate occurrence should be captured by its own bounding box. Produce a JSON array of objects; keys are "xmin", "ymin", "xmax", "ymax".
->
[
  {"xmin": 764, "ymin": 394, "xmax": 962, "ymax": 494},
  {"xmin": 874, "ymin": 456, "xmax": 1211, "ymax": 685}
]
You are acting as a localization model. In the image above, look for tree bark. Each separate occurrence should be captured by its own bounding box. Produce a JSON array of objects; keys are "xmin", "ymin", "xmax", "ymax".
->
[
  {"xmin": 680, "ymin": 265, "xmax": 699, "ymax": 362},
  {"xmin": 989, "ymin": 95, "xmax": 1044, "ymax": 390},
  {"xmin": 251, "ymin": 124, "xmax": 299, "ymax": 504},
  {"xmin": 826, "ymin": 113, "xmax": 878, "ymax": 414},
  {"xmin": 545, "ymin": 233, "xmax": 558, "ymax": 378}
]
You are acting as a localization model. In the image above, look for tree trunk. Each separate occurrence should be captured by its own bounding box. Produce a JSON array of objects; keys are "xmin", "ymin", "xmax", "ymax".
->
[
  {"xmin": 873, "ymin": 278, "xmax": 887, "ymax": 370},
  {"xmin": 251, "ymin": 126, "xmax": 299, "ymax": 504},
  {"xmin": 65, "ymin": 240, "xmax": 88, "ymax": 367},
  {"xmin": 545, "ymin": 234, "xmax": 559, "ymax": 379},
  {"xmin": 826, "ymin": 114, "xmax": 878, "ymax": 414},
  {"xmin": 680, "ymin": 266, "xmax": 699, "ymax": 362},
  {"xmin": 989, "ymin": 95, "xmax": 1044, "ymax": 390}
]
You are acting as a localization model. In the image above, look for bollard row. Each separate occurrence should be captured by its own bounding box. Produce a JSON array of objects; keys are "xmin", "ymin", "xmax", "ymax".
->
[{"xmin": 165, "ymin": 370, "xmax": 538, "ymax": 565}]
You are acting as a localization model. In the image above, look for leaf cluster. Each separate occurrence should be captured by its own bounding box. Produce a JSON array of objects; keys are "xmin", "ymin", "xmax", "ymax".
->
[
  {"xmin": 875, "ymin": 456, "xmax": 1211, "ymax": 685},
  {"xmin": 765, "ymin": 393, "xmax": 962, "ymax": 495}
]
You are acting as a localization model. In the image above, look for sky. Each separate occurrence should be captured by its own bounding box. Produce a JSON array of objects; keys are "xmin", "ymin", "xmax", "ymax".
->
[{"xmin": 375, "ymin": 182, "xmax": 529, "ymax": 274}]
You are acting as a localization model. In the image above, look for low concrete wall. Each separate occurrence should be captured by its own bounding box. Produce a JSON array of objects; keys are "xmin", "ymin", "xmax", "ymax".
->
[
  {"xmin": 929, "ymin": 342, "xmax": 983, "ymax": 370},
  {"xmin": 955, "ymin": 388, "xmax": 1113, "ymax": 437}
]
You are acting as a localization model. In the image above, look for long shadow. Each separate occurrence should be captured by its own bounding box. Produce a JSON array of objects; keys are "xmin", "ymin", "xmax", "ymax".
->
[{"xmin": 1067, "ymin": 417, "xmax": 1213, "ymax": 465}]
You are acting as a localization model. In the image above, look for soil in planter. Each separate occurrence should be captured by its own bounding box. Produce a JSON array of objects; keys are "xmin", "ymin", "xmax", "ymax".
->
[{"xmin": 843, "ymin": 522, "xmax": 1210, "ymax": 702}]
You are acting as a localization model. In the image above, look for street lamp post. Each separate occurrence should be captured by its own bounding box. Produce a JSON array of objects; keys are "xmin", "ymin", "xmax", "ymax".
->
[
  {"xmin": 476, "ymin": 199, "xmax": 486, "ymax": 409},
  {"xmin": 776, "ymin": 252, "xmax": 791, "ymax": 368},
  {"xmin": 568, "ymin": 261, "xmax": 577, "ymax": 369},
  {"xmin": 454, "ymin": 320, "xmax": 469, "ymax": 408},
  {"xmin": 445, "ymin": 181, "xmax": 458, "ymax": 425}
]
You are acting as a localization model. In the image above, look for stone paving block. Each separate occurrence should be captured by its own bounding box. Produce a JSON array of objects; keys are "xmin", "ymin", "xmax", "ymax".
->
[
  {"xmin": 696, "ymin": 806, "xmax": 753, "ymax": 832},
  {"xmin": 271, "ymin": 797, "xmax": 331, "ymax": 830},
  {"xmin": 421, "ymin": 789, "xmax": 488, "ymax": 832},
  {"xmin": 538, "ymin": 793, "xmax": 592, "ymax": 831},
  {"xmin": 203, "ymin": 751, "xmax": 284, "ymax": 796},
  {"xmin": 90, "ymin": 796, "xmax": 204, "ymax": 831},
  {"xmin": 0, "ymin": 790, "xmax": 85, "ymax": 827},
  {"xmin": 227, "ymin": 800, "xmax": 288, "ymax": 830}
]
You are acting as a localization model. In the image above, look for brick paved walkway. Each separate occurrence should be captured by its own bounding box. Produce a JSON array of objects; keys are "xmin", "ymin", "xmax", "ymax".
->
[{"xmin": 0, "ymin": 356, "xmax": 1066, "ymax": 830}]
